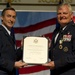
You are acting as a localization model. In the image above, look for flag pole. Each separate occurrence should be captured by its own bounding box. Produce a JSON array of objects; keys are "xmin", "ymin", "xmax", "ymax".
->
[
  {"xmin": 59, "ymin": 0, "xmax": 64, "ymax": 4},
  {"xmin": 6, "ymin": 0, "xmax": 12, "ymax": 7}
]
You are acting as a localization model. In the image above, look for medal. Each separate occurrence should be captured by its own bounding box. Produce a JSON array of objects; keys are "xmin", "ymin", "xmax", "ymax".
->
[
  {"xmin": 63, "ymin": 47, "xmax": 68, "ymax": 52},
  {"xmin": 59, "ymin": 40, "xmax": 63, "ymax": 44},
  {"xmin": 59, "ymin": 45, "xmax": 63, "ymax": 49},
  {"xmin": 59, "ymin": 39, "xmax": 63, "ymax": 49}
]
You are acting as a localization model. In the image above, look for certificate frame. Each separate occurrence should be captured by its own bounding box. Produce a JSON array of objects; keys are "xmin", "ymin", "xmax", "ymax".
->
[{"xmin": 23, "ymin": 36, "xmax": 48, "ymax": 65}]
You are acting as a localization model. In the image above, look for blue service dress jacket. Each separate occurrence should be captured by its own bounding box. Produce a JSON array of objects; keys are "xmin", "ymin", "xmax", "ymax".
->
[
  {"xmin": 49, "ymin": 21, "xmax": 75, "ymax": 75},
  {"xmin": 0, "ymin": 25, "xmax": 22, "ymax": 75}
]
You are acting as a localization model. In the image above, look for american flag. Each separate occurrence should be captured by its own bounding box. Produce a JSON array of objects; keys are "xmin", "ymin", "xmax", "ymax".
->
[
  {"xmin": 14, "ymin": 11, "xmax": 75, "ymax": 75},
  {"xmin": 13, "ymin": 11, "xmax": 57, "ymax": 75}
]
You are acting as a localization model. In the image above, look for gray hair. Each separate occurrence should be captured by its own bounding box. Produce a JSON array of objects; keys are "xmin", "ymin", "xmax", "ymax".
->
[{"xmin": 57, "ymin": 3, "xmax": 72, "ymax": 13}]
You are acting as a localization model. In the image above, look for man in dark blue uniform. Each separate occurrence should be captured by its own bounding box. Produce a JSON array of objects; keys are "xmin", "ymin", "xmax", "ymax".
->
[
  {"xmin": 43, "ymin": 3, "xmax": 75, "ymax": 75},
  {"xmin": 0, "ymin": 7, "xmax": 27, "ymax": 75}
]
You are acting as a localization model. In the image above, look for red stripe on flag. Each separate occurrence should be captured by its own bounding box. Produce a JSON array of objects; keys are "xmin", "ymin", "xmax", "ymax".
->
[
  {"xmin": 16, "ymin": 40, "xmax": 21, "ymax": 47},
  {"xmin": 44, "ymin": 33, "xmax": 53, "ymax": 39},
  {"xmin": 19, "ymin": 65, "xmax": 49, "ymax": 74},
  {"xmin": 14, "ymin": 18, "xmax": 56, "ymax": 33}
]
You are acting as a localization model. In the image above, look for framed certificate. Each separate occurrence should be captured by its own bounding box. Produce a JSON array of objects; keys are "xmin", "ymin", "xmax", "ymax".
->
[{"xmin": 23, "ymin": 36, "xmax": 48, "ymax": 64}]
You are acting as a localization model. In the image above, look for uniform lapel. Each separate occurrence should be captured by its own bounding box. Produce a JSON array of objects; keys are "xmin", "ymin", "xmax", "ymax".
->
[
  {"xmin": 54, "ymin": 21, "xmax": 74, "ymax": 45},
  {"xmin": 0, "ymin": 25, "xmax": 15, "ymax": 47}
]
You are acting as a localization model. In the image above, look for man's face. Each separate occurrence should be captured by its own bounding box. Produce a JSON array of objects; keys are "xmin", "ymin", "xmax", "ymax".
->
[
  {"xmin": 57, "ymin": 5, "xmax": 73, "ymax": 27},
  {"xmin": 1, "ymin": 10, "xmax": 16, "ymax": 30}
]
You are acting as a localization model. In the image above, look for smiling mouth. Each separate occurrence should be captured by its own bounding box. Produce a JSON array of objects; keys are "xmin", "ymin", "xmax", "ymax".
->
[
  {"xmin": 60, "ymin": 18, "xmax": 67, "ymax": 20},
  {"xmin": 8, "ymin": 22, "xmax": 13, "ymax": 24}
]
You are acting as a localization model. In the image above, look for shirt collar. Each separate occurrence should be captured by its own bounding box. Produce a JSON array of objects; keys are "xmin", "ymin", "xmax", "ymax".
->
[
  {"xmin": 62, "ymin": 26, "xmax": 67, "ymax": 30},
  {"xmin": 2, "ymin": 24, "xmax": 11, "ymax": 35}
]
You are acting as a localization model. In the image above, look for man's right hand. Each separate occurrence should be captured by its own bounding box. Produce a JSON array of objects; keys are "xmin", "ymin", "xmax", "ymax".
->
[{"xmin": 14, "ymin": 60, "xmax": 27, "ymax": 68}]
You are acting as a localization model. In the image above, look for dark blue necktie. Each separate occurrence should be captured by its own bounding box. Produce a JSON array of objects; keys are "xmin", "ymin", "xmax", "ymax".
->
[
  {"xmin": 10, "ymin": 32, "xmax": 15, "ymax": 44},
  {"xmin": 56, "ymin": 28, "xmax": 63, "ymax": 42}
]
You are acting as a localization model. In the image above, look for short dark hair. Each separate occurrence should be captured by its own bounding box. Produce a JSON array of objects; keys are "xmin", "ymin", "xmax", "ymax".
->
[{"xmin": 1, "ymin": 7, "xmax": 16, "ymax": 16}]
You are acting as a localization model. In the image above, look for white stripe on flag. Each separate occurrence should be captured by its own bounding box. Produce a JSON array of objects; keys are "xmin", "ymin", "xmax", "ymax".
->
[
  {"xmin": 15, "ymin": 24, "xmax": 55, "ymax": 40},
  {"xmin": 19, "ymin": 69, "xmax": 50, "ymax": 75}
]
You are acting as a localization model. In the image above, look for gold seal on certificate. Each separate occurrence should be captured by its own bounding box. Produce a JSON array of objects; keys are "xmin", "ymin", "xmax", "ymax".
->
[{"xmin": 23, "ymin": 36, "xmax": 48, "ymax": 64}]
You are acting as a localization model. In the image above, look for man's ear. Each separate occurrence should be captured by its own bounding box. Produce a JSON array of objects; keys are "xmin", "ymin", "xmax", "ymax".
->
[
  {"xmin": 0, "ymin": 16, "xmax": 3, "ymax": 21},
  {"xmin": 71, "ymin": 12, "xmax": 73, "ymax": 19}
]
